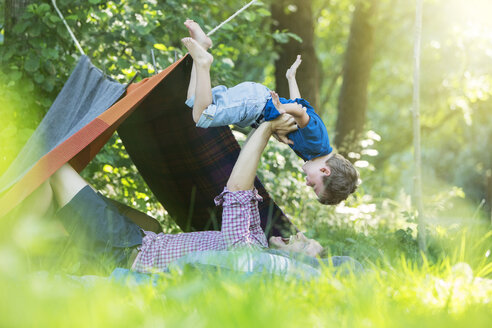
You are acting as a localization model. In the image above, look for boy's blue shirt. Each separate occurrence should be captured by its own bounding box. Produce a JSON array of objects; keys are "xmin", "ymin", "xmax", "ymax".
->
[{"xmin": 263, "ymin": 97, "xmax": 333, "ymax": 161}]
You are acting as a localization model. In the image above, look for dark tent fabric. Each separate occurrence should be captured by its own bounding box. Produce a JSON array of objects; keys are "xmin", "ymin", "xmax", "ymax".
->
[
  {"xmin": 118, "ymin": 55, "xmax": 296, "ymax": 236},
  {"xmin": 0, "ymin": 54, "xmax": 296, "ymax": 237}
]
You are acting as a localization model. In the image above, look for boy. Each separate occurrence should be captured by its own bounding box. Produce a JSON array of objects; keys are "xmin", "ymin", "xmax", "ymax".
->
[{"xmin": 182, "ymin": 20, "xmax": 358, "ymax": 205}]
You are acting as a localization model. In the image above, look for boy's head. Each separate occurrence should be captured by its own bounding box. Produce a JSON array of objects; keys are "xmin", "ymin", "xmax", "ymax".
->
[{"xmin": 302, "ymin": 153, "xmax": 358, "ymax": 205}]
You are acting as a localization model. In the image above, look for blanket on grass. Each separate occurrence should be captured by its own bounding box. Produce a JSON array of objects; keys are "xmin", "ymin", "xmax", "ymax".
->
[{"xmin": 56, "ymin": 250, "xmax": 363, "ymax": 287}]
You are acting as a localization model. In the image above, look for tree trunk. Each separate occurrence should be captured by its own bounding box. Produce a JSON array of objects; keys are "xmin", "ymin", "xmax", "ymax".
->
[
  {"xmin": 412, "ymin": 0, "xmax": 427, "ymax": 254},
  {"xmin": 4, "ymin": 0, "xmax": 29, "ymax": 44},
  {"xmin": 271, "ymin": 0, "xmax": 320, "ymax": 111},
  {"xmin": 334, "ymin": 0, "xmax": 377, "ymax": 156}
]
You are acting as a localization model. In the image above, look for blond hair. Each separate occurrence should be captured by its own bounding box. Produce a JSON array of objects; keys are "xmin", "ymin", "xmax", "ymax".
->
[{"xmin": 318, "ymin": 154, "xmax": 358, "ymax": 205}]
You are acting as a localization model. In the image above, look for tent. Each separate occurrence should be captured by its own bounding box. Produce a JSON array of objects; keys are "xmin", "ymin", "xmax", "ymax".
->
[{"xmin": 0, "ymin": 54, "xmax": 296, "ymax": 237}]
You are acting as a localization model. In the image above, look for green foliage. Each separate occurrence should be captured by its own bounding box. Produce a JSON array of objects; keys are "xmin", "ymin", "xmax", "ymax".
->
[
  {"xmin": 0, "ymin": 2, "xmax": 491, "ymax": 326},
  {"xmin": 311, "ymin": 0, "xmax": 492, "ymax": 220},
  {"xmin": 340, "ymin": 0, "xmax": 492, "ymax": 216},
  {"xmin": 0, "ymin": 0, "xmax": 276, "ymax": 223},
  {"xmin": 1, "ymin": 0, "xmax": 489, "ymax": 227}
]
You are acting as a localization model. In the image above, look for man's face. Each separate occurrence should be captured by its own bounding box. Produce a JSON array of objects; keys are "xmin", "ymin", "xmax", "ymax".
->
[
  {"xmin": 269, "ymin": 232, "xmax": 323, "ymax": 257},
  {"xmin": 302, "ymin": 158, "xmax": 331, "ymax": 197}
]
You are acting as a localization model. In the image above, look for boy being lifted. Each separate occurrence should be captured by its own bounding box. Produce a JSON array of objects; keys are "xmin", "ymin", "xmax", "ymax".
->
[{"xmin": 182, "ymin": 19, "xmax": 358, "ymax": 205}]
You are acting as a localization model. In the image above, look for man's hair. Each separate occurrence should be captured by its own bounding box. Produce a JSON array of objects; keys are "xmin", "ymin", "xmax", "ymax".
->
[{"xmin": 318, "ymin": 153, "xmax": 358, "ymax": 205}]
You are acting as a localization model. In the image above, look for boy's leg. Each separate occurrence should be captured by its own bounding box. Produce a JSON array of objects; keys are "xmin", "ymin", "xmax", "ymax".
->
[
  {"xmin": 182, "ymin": 37, "xmax": 213, "ymax": 123},
  {"xmin": 184, "ymin": 19, "xmax": 212, "ymax": 49},
  {"xmin": 187, "ymin": 63, "xmax": 197, "ymax": 101},
  {"xmin": 184, "ymin": 19, "xmax": 212, "ymax": 101}
]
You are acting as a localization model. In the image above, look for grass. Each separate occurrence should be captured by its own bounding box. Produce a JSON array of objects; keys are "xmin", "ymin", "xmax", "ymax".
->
[
  {"xmin": 0, "ymin": 255, "xmax": 490, "ymax": 327},
  {"xmin": 0, "ymin": 213, "xmax": 490, "ymax": 328}
]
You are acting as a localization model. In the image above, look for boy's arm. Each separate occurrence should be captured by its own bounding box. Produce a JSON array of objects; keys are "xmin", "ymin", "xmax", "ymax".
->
[
  {"xmin": 286, "ymin": 55, "xmax": 302, "ymax": 99},
  {"xmin": 270, "ymin": 91, "xmax": 310, "ymax": 129},
  {"xmin": 226, "ymin": 118, "xmax": 297, "ymax": 191}
]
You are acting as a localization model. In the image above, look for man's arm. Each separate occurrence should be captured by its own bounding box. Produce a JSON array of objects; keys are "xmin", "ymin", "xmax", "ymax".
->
[
  {"xmin": 286, "ymin": 55, "xmax": 302, "ymax": 99},
  {"xmin": 219, "ymin": 116, "xmax": 297, "ymax": 248},
  {"xmin": 226, "ymin": 123, "xmax": 273, "ymax": 192},
  {"xmin": 226, "ymin": 118, "xmax": 297, "ymax": 191}
]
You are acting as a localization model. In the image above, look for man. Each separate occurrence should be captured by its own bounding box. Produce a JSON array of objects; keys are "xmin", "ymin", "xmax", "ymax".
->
[{"xmin": 19, "ymin": 115, "xmax": 323, "ymax": 273}]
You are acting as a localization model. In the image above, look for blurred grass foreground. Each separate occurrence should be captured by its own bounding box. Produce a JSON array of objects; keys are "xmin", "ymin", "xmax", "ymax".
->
[{"xmin": 0, "ymin": 206, "xmax": 490, "ymax": 327}]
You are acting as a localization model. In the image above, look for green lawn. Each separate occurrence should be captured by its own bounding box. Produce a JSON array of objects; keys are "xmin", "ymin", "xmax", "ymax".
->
[{"xmin": 0, "ymin": 218, "xmax": 490, "ymax": 328}]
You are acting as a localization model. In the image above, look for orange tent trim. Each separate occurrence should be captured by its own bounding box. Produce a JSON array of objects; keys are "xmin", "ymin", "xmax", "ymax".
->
[{"xmin": 0, "ymin": 56, "xmax": 188, "ymax": 218}]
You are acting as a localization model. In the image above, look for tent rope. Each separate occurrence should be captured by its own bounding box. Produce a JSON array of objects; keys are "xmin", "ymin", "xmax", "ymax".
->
[
  {"xmin": 51, "ymin": 0, "xmax": 85, "ymax": 56},
  {"xmin": 207, "ymin": 0, "xmax": 258, "ymax": 36}
]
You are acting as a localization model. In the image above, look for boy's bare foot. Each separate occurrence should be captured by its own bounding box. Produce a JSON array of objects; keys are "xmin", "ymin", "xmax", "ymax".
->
[
  {"xmin": 181, "ymin": 37, "xmax": 213, "ymax": 66},
  {"xmin": 184, "ymin": 19, "xmax": 212, "ymax": 49}
]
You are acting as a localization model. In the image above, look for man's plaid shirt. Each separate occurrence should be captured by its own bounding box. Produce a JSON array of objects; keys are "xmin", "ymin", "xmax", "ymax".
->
[{"xmin": 132, "ymin": 187, "xmax": 268, "ymax": 273}]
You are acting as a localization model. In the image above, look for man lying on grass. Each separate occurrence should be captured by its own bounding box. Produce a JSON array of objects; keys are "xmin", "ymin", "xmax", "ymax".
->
[{"xmin": 19, "ymin": 115, "xmax": 328, "ymax": 273}]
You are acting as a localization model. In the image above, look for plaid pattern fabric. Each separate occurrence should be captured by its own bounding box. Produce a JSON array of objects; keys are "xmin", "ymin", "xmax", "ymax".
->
[
  {"xmin": 118, "ymin": 55, "xmax": 297, "ymax": 237},
  {"xmin": 214, "ymin": 187, "xmax": 268, "ymax": 248},
  {"xmin": 132, "ymin": 188, "xmax": 268, "ymax": 273}
]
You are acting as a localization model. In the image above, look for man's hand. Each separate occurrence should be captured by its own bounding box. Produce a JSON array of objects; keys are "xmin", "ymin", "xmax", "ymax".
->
[
  {"xmin": 286, "ymin": 55, "xmax": 302, "ymax": 80},
  {"xmin": 269, "ymin": 114, "xmax": 298, "ymax": 145}
]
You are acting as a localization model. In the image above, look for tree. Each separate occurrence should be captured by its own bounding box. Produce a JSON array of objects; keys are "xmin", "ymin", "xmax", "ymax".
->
[
  {"xmin": 271, "ymin": 0, "xmax": 320, "ymax": 110},
  {"xmin": 412, "ymin": 0, "xmax": 427, "ymax": 253},
  {"xmin": 334, "ymin": 0, "xmax": 377, "ymax": 156}
]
